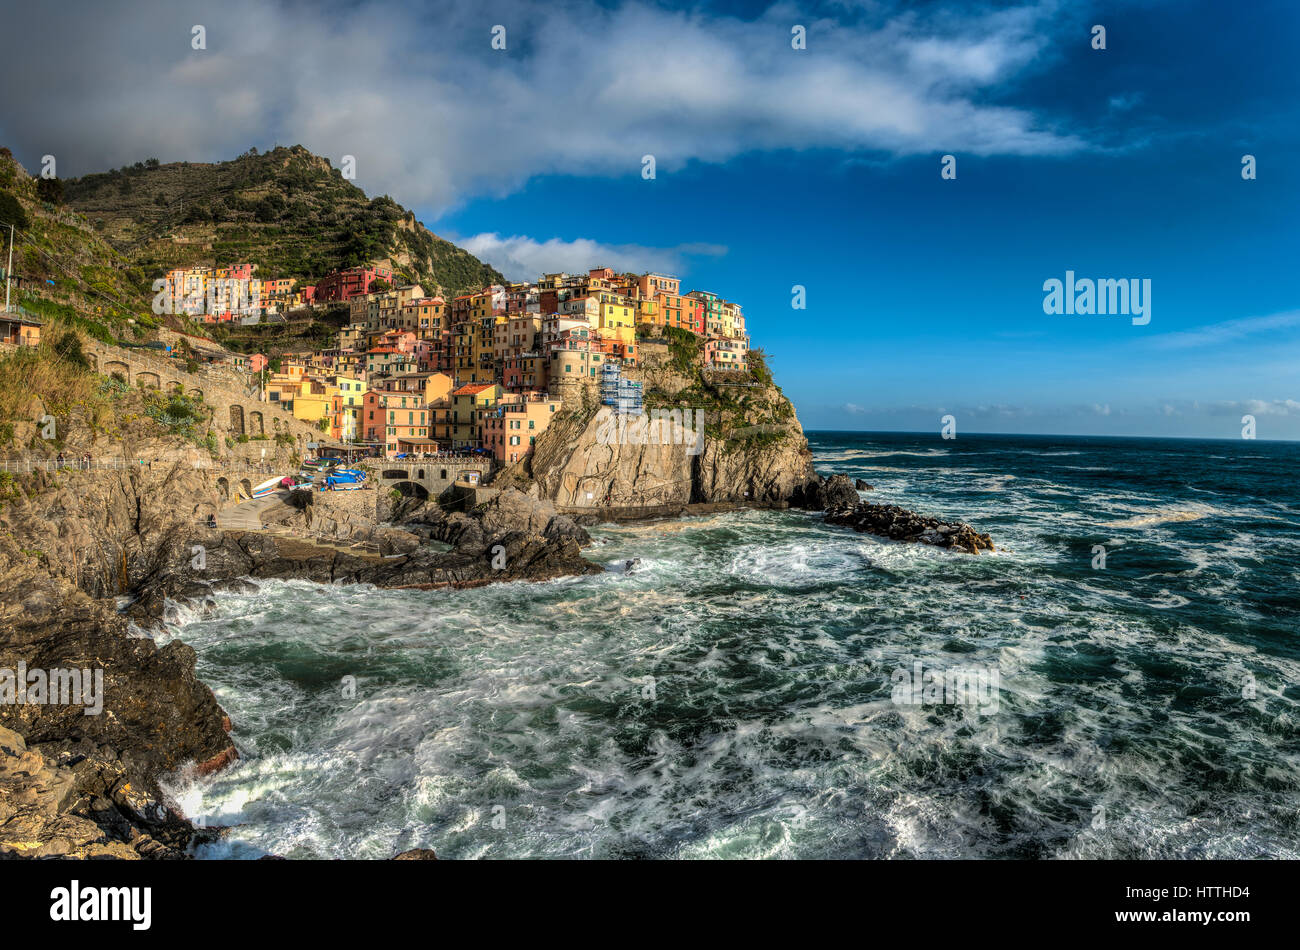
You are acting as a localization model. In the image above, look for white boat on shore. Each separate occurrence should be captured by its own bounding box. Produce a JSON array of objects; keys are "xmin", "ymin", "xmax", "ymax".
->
[{"xmin": 250, "ymin": 475, "xmax": 290, "ymax": 499}]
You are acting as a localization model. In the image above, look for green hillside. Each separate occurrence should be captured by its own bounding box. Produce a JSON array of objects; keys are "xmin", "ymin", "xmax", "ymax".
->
[
  {"xmin": 0, "ymin": 146, "xmax": 175, "ymax": 342},
  {"xmin": 63, "ymin": 144, "xmax": 503, "ymax": 299}
]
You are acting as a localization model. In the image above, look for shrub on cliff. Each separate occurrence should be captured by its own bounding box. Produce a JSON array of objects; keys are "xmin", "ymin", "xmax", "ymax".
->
[
  {"xmin": 143, "ymin": 390, "xmax": 210, "ymax": 443},
  {"xmin": 746, "ymin": 348, "xmax": 773, "ymax": 386},
  {"xmin": 0, "ymin": 333, "xmax": 114, "ymax": 438}
]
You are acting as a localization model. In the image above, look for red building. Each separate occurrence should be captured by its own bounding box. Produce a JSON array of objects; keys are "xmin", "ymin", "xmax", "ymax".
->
[{"xmin": 313, "ymin": 264, "xmax": 395, "ymax": 303}]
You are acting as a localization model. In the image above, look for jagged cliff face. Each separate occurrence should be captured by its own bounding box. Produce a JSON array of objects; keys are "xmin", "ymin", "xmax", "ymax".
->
[
  {"xmin": 0, "ymin": 461, "xmax": 236, "ymax": 858},
  {"xmin": 523, "ymin": 340, "xmax": 818, "ymax": 510},
  {"xmin": 528, "ymin": 404, "xmax": 817, "ymax": 510}
]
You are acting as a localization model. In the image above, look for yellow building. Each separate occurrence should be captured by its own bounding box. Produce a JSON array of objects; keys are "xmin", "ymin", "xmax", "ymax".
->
[
  {"xmin": 404, "ymin": 297, "xmax": 446, "ymax": 341},
  {"xmin": 291, "ymin": 378, "xmax": 340, "ymax": 436},
  {"xmin": 636, "ymin": 297, "xmax": 661, "ymax": 327},
  {"xmin": 331, "ymin": 373, "xmax": 367, "ymax": 442},
  {"xmin": 448, "ymin": 382, "xmax": 502, "ymax": 448},
  {"xmin": 463, "ymin": 315, "xmax": 500, "ymax": 385},
  {"xmin": 497, "ymin": 314, "xmax": 540, "ymax": 360},
  {"xmin": 423, "ymin": 371, "xmax": 454, "ymax": 406},
  {"xmin": 597, "ymin": 292, "xmax": 636, "ymax": 346}
]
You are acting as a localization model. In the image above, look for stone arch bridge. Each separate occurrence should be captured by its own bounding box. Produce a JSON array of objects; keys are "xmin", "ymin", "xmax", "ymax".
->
[{"xmin": 376, "ymin": 458, "xmax": 495, "ymax": 499}]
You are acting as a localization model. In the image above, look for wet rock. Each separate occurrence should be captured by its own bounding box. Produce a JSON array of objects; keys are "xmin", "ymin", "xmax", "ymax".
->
[
  {"xmin": 792, "ymin": 472, "xmax": 860, "ymax": 510},
  {"xmin": 854, "ymin": 479, "xmax": 873, "ymax": 491},
  {"xmin": 393, "ymin": 848, "xmax": 438, "ymax": 860},
  {"xmin": 824, "ymin": 502, "xmax": 994, "ymax": 554},
  {"xmin": 0, "ymin": 724, "xmax": 194, "ymax": 860}
]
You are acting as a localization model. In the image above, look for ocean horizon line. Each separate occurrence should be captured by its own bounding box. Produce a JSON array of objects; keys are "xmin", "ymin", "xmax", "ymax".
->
[{"xmin": 804, "ymin": 428, "xmax": 1300, "ymax": 445}]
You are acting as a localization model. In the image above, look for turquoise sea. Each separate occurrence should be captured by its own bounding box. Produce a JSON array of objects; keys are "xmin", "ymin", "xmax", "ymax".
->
[{"xmin": 161, "ymin": 432, "xmax": 1300, "ymax": 858}]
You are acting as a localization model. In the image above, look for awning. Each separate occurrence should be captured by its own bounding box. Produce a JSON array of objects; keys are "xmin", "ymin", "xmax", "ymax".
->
[{"xmin": 396, "ymin": 437, "xmax": 440, "ymax": 446}]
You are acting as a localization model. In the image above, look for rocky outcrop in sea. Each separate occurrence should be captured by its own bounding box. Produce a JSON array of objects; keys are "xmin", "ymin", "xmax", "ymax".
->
[
  {"xmin": 823, "ymin": 500, "xmax": 995, "ymax": 554},
  {"xmin": 513, "ymin": 343, "xmax": 822, "ymax": 512}
]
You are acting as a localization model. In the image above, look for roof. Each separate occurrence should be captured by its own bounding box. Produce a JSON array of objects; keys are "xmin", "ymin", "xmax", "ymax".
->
[{"xmin": 452, "ymin": 383, "xmax": 495, "ymax": 396}]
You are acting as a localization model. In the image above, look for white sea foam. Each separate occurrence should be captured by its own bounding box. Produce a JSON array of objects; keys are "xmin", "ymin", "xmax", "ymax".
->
[{"xmin": 158, "ymin": 456, "xmax": 1300, "ymax": 861}]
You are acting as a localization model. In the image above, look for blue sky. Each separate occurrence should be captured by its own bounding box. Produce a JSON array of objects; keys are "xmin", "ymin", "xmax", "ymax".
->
[{"xmin": 2, "ymin": 0, "xmax": 1298, "ymax": 438}]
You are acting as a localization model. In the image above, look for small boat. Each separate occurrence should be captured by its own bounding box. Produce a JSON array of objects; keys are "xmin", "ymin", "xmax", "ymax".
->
[
  {"xmin": 320, "ymin": 471, "xmax": 366, "ymax": 491},
  {"xmin": 250, "ymin": 475, "xmax": 289, "ymax": 498},
  {"xmin": 316, "ymin": 467, "xmax": 366, "ymax": 491}
]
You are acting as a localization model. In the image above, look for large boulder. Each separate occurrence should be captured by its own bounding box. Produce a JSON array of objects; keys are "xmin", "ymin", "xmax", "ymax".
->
[{"xmin": 792, "ymin": 472, "xmax": 861, "ymax": 510}]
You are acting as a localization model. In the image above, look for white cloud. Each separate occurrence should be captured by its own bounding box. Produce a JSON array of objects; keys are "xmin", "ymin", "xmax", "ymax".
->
[
  {"xmin": 0, "ymin": 0, "xmax": 1085, "ymax": 211},
  {"xmin": 1211, "ymin": 398, "xmax": 1300, "ymax": 417},
  {"xmin": 456, "ymin": 233, "xmax": 726, "ymax": 282},
  {"xmin": 1148, "ymin": 310, "xmax": 1300, "ymax": 349},
  {"xmin": 1108, "ymin": 92, "xmax": 1144, "ymax": 112}
]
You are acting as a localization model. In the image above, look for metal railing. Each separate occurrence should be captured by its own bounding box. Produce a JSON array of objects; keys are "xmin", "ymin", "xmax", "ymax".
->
[
  {"xmin": 0, "ymin": 457, "xmax": 285, "ymax": 475},
  {"xmin": 381, "ymin": 452, "xmax": 490, "ymax": 464}
]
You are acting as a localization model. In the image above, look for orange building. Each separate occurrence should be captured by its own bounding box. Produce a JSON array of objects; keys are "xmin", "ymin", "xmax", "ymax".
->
[
  {"xmin": 481, "ymin": 392, "xmax": 563, "ymax": 464},
  {"xmin": 363, "ymin": 388, "xmax": 432, "ymax": 457}
]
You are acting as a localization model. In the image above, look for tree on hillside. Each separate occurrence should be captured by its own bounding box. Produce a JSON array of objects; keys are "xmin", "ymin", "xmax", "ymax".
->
[
  {"xmin": 182, "ymin": 201, "xmax": 211, "ymax": 224},
  {"xmin": 53, "ymin": 330, "xmax": 89, "ymax": 369},
  {"xmin": 36, "ymin": 177, "xmax": 65, "ymax": 205},
  {"xmin": 0, "ymin": 192, "xmax": 29, "ymax": 231},
  {"xmin": 255, "ymin": 193, "xmax": 285, "ymax": 222}
]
